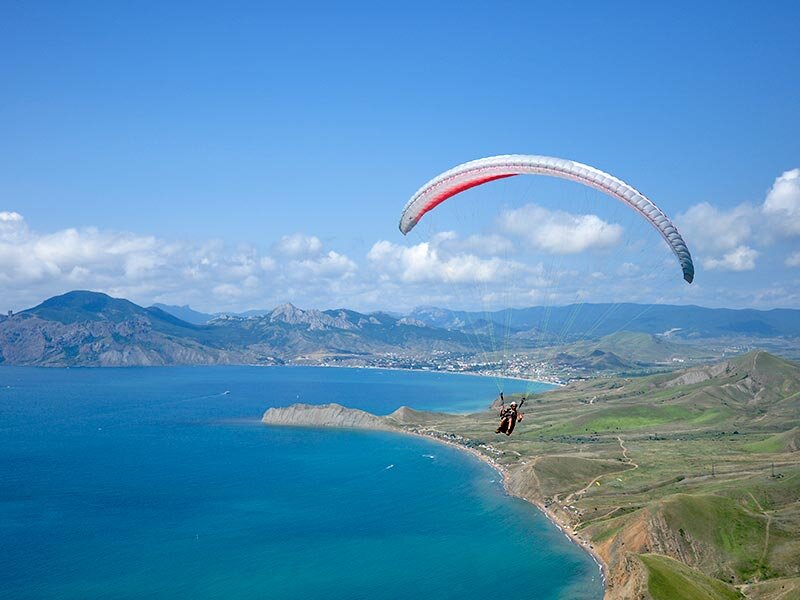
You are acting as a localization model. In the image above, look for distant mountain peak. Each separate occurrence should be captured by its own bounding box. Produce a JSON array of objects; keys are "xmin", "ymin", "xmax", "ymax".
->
[
  {"xmin": 24, "ymin": 290, "xmax": 142, "ymax": 324},
  {"xmin": 397, "ymin": 317, "xmax": 427, "ymax": 328},
  {"xmin": 272, "ymin": 301, "xmax": 299, "ymax": 312},
  {"xmin": 268, "ymin": 303, "xmax": 358, "ymax": 331},
  {"xmin": 270, "ymin": 303, "xmax": 304, "ymax": 320},
  {"xmin": 151, "ymin": 303, "xmax": 214, "ymax": 325},
  {"xmin": 40, "ymin": 289, "xmax": 113, "ymax": 306}
]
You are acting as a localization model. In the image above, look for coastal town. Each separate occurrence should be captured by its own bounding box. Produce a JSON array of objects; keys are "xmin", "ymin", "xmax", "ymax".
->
[
  {"xmin": 293, "ymin": 349, "xmax": 705, "ymax": 385},
  {"xmin": 294, "ymin": 350, "xmax": 575, "ymax": 384}
]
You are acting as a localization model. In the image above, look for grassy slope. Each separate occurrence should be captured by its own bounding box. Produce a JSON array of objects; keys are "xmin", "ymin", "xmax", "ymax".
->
[
  {"xmin": 566, "ymin": 331, "xmax": 714, "ymax": 363},
  {"xmin": 641, "ymin": 554, "xmax": 743, "ymax": 600},
  {"xmin": 741, "ymin": 577, "xmax": 800, "ymax": 600},
  {"xmin": 387, "ymin": 351, "xmax": 800, "ymax": 600},
  {"xmin": 744, "ymin": 428, "xmax": 800, "ymax": 453}
]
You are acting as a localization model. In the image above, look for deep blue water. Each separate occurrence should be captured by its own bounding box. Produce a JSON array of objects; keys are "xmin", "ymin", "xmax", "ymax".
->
[{"xmin": 0, "ymin": 366, "xmax": 603, "ymax": 600}]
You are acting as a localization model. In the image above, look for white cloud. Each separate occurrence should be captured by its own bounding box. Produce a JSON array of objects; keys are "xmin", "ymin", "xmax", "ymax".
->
[
  {"xmin": 367, "ymin": 240, "xmax": 522, "ymax": 284},
  {"xmin": 702, "ymin": 245, "xmax": 759, "ymax": 272},
  {"xmin": 423, "ymin": 231, "xmax": 515, "ymax": 257},
  {"xmin": 212, "ymin": 283, "xmax": 242, "ymax": 298},
  {"xmin": 674, "ymin": 167, "xmax": 800, "ymax": 274},
  {"xmin": 498, "ymin": 204, "xmax": 623, "ymax": 254},
  {"xmin": 3, "ymin": 188, "xmax": 800, "ymax": 313},
  {"xmin": 0, "ymin": 211, "xmax": 24, "ymax": 223},
  {"xmin": 786, "ymin": 251, "xmax": 800, "ymax": 267},
  {"xmin": 762, "ymin": 168, "xmax": 800, "ymax": 236},
  {"xmin": 0, "ymin": 211, "xmax": 28, "ymax": 242},
  {"xmin": 0, "ymin": 214, "xmax": 358, "ymax": 312},
  {"xmin": 260, "ymin": 256, "xmax": 277, "ymax": 270},
  {"xmin": 617, "ymin": 262, "xmax": 641, "ymax": 277},
  {"xmin": 274, "ymin": 233, "xmax": 323, "ymax": 257},
  {"xmin": 291, "ymin": 251, "xmax": 357, "ymax": 279},
  {"xmin": 675, "ymin": 169, "xmax": 800, "ymax": 252},
  {"xmin": 676, "ymin": 202, "xmax": 755, "ymax": 252}
]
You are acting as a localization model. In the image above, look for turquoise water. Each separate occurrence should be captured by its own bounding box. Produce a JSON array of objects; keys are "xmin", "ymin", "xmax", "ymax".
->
[{"xmin": 0, "ymin": 366, "xmax": 602, "ymax": 599}]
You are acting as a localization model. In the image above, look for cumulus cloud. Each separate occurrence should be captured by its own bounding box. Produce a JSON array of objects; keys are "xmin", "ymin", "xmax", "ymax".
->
[
  {"xmin": 702, "ymin": 245, "xmax": 759, "ymax": 272},
  {"xmin": 0, "ymin": 214, "xmax": 357, "ymax": 311},
  {"xmin": 290, "ymin": 251, "xmax": 357, "ymax": 279},
  {"xmin": 0, "ymin": 211, "xmax": 28, "ymax": 242},
  {"xmin": 260, "ymin": 256, "xmax": 277, "ymax": 270},
  {"xmin": 762, "ymin": 168, "xmax": 800, "ymax": 236},
  {"xmin": 675, "ymin": 168, "xmax": 800, "ymax": 273},
  {"xmin": 786, "ymin": 251, "xmax": 800, "ymax": 267},
  {"xmin": 274, "ymin": 233, "xmax": 323, "ymax": 257},
  {"xmin": 4, "ymin": 185, "xmax": 800, "ymax": 312},
  {"xmin": 498, "ymin": 204, "xmax": 623, "ymax": 254},
  {"xmin": 439, "ymin": 232, "xmax": 515, "ymax": 256},
  {"xmin": 676, "ymin": 202, "xmax": 755, "ymax": 252},
  {"xmin": 367, "ymin": 240, "xmax": 522, "ymax": 284},
  {"xmin": 617, "ymin": 262, "xmax": 641, "ymax": 277},
  {"xmin": 0, "ymin": 217, "xmax": 161, "ymax": 287},
  {"xmin": 212, "ymin": 283, "xmax": 243, "ymax": 298}
]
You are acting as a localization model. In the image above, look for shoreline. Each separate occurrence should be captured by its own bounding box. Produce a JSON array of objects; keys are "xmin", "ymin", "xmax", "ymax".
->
[
  {"xmin": 2, "ymin": 362, "xmax": 567, "ymax": 387},
  {"xmin": 261, "ymin": 400, "xmax": 607, "ymax": 593},
  {"xmin": 260, "ymin": 362, "xmax": 566, "ymax": 388},
  {"xmin": 260, "ymin": 413, "xmax": 609, "ymax": 598},
  {"xmin": 396, "ymin": 427, "xmax": 608, "ymax": 592},
  {"xmin": 262, "ymin": 405, "xmax": 608, "ymax": 593}
]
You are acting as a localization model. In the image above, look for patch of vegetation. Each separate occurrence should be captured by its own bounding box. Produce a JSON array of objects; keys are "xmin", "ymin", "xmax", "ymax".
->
[
  {"xmin": 640, "ymin": 554, "xmax": 743, "ymax": 600},
  {"xmin": 580, "ymin": 405, "xmax": 693, "ymax": 431},
  {"xmin": 588, "ymin": 520, "xmax": 625, "ymax": 543},
  {"xmin": 659, "ymin": 494, "xmax": 766, "ymax": 579},
  {"xmin": 526, "ymin": 455, "xmax": 625, "ymax": 497},
  {"xmin": 742, "ymin": 576, "xmax": 800, "ymax": 600},
  {"xmin": 743, "ymin": 428, "xmax": 800, "ymax": 454}
]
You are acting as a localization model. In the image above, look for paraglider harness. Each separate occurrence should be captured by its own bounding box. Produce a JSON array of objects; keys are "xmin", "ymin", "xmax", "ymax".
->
[{"xmin": 496, "ymin": 396, "xmax": 525, "ymax": 436}]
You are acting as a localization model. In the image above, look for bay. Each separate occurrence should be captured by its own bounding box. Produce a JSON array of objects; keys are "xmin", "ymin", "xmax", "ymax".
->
[{"xmin": 0, "ymin": 366, "xmax": 602, "ymax": 599}]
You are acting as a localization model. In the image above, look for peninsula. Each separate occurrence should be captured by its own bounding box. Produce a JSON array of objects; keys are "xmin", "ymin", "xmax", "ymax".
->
[{"xmin": 263, "ymin": 351, "xmax": 800, "ymax": 600}]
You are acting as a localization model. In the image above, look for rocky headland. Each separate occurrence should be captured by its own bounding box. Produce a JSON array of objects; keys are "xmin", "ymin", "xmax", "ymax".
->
[{"xmin": 262, "ymin": 403, "xmax": 395, "ymax": 430}]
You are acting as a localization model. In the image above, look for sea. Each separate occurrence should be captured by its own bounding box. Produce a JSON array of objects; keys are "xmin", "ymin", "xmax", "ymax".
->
[{"xmin": 0, "ymin": 366, "xmax": 603, "ymax": 600}]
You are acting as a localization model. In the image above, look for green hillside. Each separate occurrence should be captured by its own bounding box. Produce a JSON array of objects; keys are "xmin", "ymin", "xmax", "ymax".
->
[
  {"xmin": 744, "ymin": 428, "xmax": 800, "ymax": 454},
  {"xmin": 641, "ymin": 554, "xmax": 743, "ymax": 600},
  {"xmin": 376, "ymin": 351, "xmax": 800, "ymax": 600},
  {"xmin": 566, "ymin": 331, "xmax": 713, "ymax": 363}
]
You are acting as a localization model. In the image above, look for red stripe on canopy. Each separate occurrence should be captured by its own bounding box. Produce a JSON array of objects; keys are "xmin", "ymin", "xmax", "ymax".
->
[{"xmin": 414, "ymin": 173, "xmax": 517, "ymax": 225}]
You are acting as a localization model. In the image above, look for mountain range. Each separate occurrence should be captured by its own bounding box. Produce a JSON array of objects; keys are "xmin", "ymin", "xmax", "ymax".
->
[
  {"xmin": 0, "ymin": 290, "xmax": 798, "ymax": 367},
  {"xmin": 153, "ymin": 300, "xmax": 800, "ymax": 339},
  {"xmin": 406, "ymin": 303, "xmax": 800, "ymax": 339},
  {"xmin": 0, "ymin": 291, "xmax": 470, "ymax": 366}
]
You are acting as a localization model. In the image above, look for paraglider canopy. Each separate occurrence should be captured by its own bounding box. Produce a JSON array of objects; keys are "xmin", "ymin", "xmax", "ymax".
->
[{"xmin": 399, "ymin": 155, "xmax": 694, "ymax": 283}]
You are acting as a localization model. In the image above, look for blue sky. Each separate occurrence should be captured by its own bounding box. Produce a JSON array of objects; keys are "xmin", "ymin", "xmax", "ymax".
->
[{"xmin": 1, "ymin": 2, "xmax": 799, "ymax": 312}]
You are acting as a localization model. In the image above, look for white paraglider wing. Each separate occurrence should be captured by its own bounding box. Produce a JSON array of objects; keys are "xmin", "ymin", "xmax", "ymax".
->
[{"xmin": 399, "ymin": 155, "xmax": 694, "ymax": 283}]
